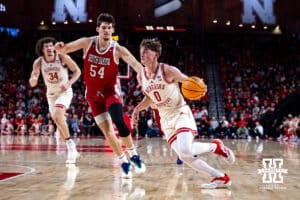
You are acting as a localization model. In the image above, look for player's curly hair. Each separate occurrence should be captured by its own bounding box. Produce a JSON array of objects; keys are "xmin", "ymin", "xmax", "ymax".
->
[
  {"xmin": 140, "ymin": 38, "xmax": 162, "ymax": 56},
  {"xmin": 35, "ymin": 37, "xmax": 57, "ymax": 56}
]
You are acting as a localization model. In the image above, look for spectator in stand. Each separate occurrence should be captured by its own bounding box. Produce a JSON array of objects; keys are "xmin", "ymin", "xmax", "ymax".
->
[
  {"xmin": 1, "ymin": 120, "xmax": 14, "ymax": 135},
  {"xmin": 198, "ymin": 115, "xmax": 209, "ymax": 138},
  {"xmin": 137, "ymin": 110, "xmax": 148, "ymax": 137},
  {"xmin": 237, "ymin": 116, "xmax": 249, "ymax": 139},
  {"xmin": 0, "ymin": 113, "xmax": 8, "ymax": 129},
  {"xmin": 208, "ymin": 116, "xmax": 219, "ymax": 138},
  {"xmin": 228, "ymin": 117, "xmax": 238, "ymax": 138},
  {"xmin": 247, "ymin": 116, "xmax": 257, "ymax": 139},
  {"xmin": 145, "ymin": 118, "xmax": 160, "ymax": 138},
  {"xmin": 29, "ymin": 118, "xmax": 42, "ymax": 135},
  {"xmin": 254, "ymin": 121, "xmax": 264, "ymax": 141},
  {"xmin": 219, "ymin": 116, "xmax": 230, "ymax": 138},
  {"xmin": 43, "ymin": 119, "xmax": 56, "ymax": 136},
  {"xmin": 81, "ymin": 113, "xmax": 94, "ymax": 136},
  {"xmin": 70, "ymin": 114, "xmax": 81, "ymax": 136},
  {"xmin": 16, "ymin": 119, "xmax": 27, "ymax": 135}
]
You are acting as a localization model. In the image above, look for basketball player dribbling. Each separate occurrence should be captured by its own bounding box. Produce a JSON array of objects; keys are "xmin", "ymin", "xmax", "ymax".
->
[
  {"xmin": 54, "ymin": 13, "xmax": 145, "ymax": 178},
  {"xmin": 132, "ymin": 39, "xmax": 235, "ymax": 189},
  {"xmin": 29, "ymin": 37, "xmax": 81, "ymax": 164}
]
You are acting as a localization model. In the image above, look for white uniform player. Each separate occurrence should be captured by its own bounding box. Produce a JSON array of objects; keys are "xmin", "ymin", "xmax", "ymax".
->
[
  {"xmin": 132, "ymin": 39, "xmax": 235, "ymax": 189},
  {"xmin": 140, "ymin": 63, "xmax": 197, "ymax": 144},
  {"xmin": 29, "ymin": 37, "xmax": 81, "ymax": 164},
  {"xmin": 40, "ymin": 53, "xmax": 73, "ymax": 114}
]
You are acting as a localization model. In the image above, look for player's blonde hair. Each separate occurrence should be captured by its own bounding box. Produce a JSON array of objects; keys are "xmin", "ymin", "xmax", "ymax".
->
[{"xmin": 140, "ymin": 38, "xmax": 162, "ymax": 56}]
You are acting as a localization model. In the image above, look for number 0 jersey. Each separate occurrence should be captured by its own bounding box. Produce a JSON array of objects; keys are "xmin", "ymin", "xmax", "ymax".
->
[
  {"xmin": 140, "ymin": 63, "xmax": 186, "ymax": 117},
  {"xmin": 83, "ymin": 36, "xmax": 119, "ymax": 97},
  {"xmin": 40, "ymin": 53, "xmax": 69, "ymax": 97}
]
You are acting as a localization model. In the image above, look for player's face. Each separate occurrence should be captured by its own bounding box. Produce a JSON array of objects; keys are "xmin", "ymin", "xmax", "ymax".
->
[
  {"xmin": 42, "ymin": 42, "xmax": 55, "ymax": 57},
  {"xmin": 140, "ymin": 47, "xmax": 158, "ymax": 66},
  {"xmin": 97, "ymin": 22, "xmax": 114, "ymax": 41}
]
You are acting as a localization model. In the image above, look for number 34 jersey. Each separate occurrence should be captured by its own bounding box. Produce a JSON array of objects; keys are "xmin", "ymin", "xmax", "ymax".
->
[
  {"xmin": 83, "ymin": 36, "xmax": 119, "ymax": 97},
  {"xmin": 41, "ymin": 53, "xmax": 69, "ymax": 97}
]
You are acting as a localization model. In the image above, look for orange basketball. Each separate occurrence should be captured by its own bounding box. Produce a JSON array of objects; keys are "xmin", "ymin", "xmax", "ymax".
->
[{"xmin": 181, "ymin": 76, "xmax": 207, "ymax": 100}]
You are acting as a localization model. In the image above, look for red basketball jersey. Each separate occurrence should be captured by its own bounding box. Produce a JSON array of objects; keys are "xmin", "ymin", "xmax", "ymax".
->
[{"xmin": 83, "ymin": 37, "xmax": 119, "ymax": 94}]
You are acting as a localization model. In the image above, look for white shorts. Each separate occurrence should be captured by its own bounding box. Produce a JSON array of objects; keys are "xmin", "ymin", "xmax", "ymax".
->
[
  {"xmin": 160, "ymin": 105, "xmax": 197, "ymax": 145},
  {"xmin": 47, "ymin": 88, "xmax": 73, "ymax": 114}
]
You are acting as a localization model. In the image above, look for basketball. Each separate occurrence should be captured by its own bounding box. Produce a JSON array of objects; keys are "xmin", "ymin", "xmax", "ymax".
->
[{"xmin": 181, "ymin": 76, "xmax": 207, "ymax": 100}]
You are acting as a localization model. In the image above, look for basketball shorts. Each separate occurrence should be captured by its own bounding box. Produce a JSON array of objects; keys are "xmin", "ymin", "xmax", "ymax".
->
[
  {"xmin": 159, "ymin": 105, "xmax": 197, "ymax": 145},
  {"xmin": 86, "ymin": 89, "xmax": 123, "ymax": 124},
  {"xmin": 47, "ymin": 88, "xmax": 73, "ymax": 114}
]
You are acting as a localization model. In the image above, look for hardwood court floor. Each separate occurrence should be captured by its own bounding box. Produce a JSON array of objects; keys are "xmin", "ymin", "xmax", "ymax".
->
[{"xmin": 0, "ymin": 135, "xmax": 299, "ymax": 200}]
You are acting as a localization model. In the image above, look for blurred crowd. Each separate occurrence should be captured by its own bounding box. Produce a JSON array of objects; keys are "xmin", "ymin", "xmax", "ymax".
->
[{"xmin": 0, "ymin": 30, "xmax": 299, "ymax": 142}]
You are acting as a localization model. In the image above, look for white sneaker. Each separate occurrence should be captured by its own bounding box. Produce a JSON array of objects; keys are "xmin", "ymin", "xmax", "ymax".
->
[
  {"xmin": 66, "ymin": 150, "xmax": 80, "ymax": 164},
  {"xmin": 66, "ymin": 139, "xmax": 80, "ymax": 164},
  {"xmin": 130, "ymin": 155, "xmax": 146, "ymax": 174},
  {"xmin": 64, "ymin": 164, "xmax": 80, "ymax": 190},
  {"xmin": 212, "ymin": 139, "xmax": 235, "ymax": 164}
]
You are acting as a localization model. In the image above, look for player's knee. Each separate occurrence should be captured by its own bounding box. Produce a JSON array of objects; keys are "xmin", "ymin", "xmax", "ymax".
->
[
  {"xmin": 178, "ymin": 145, "xmax": 193, "ymax": 158},
  {"xmin": 51, "ymin": 113, "xmax": 60, "ymax": 123},
  {"xmin": 52, "ymin": 105, "xmax": 65, "ymax": 118},
  {"xmin": 108, "ymin": 103, "xmax": 131, "ymax": 137},
  {"xmin": 114, "ymin": 119, "xmax": 131, "ymax": 137}
]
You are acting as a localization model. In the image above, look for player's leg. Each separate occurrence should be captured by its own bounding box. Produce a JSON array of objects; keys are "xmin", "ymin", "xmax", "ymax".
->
[
  {"xmin": 175, "ymin": 105, "xmax": 235, "ymax": 163},
  {"xmin": 108, "ymin": 103, "xmax": 146, "ymax": 174},
  {"xmin": 95, "ymin": 113, "xmax": 133, "ymax": 178},
  {"xmin": 49, "ymin": 90, "xmax": 79, "ymax": 164},
  {"xmin": 90, "ymin": 99, "xmax": 132, "ymax": 178},
  {"xmin": 171, "ymin": 133, "xmax": 231, "ymax": 189}
]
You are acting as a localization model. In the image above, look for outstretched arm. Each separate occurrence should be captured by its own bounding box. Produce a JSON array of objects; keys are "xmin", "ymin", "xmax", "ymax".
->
[
  {"xmin": 116, "ymin": 44, "xmax": 143, "ymax": 74},
  {"xmin": 29, "ymin": 58, "xmax": 41, "ymax": 87},
  {"xmin": 54, "ymin": 37, "xmax": 90, "ymax": 54}
]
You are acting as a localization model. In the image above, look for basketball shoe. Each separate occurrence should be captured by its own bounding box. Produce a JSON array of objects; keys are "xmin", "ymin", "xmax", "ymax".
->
[
  {"xmin": 64, "ymin": 164, "xmax": 80, "ymax": 190},
  {"xmin": 121, "ymin": 162, "xmax": 133, "ymax": 179},
  {"xmin": 201, "ymin": 174, "xmax": 231, "ymax": 189},
  {"xmin": 66, "ymin": 139, "xmax": 80, "ymax": 164},
  {"xmin": 176, "ymin": 157, "xmax": 183, "ymax": 165},
  {"xmin": 130, "ymin": 155, "xmax": 146, "ymax": 174},
  {"xmin": 212, "ymin": 139, "xmax": 235, "ymax": 164}
]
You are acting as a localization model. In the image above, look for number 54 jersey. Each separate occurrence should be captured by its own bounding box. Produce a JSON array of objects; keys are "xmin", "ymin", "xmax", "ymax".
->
[{"xmin": 83, "ymin": 36, "xmax": 119, "ymax": 98}]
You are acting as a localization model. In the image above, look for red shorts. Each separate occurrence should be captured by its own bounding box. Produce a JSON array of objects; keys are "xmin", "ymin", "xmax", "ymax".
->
[{"xmin": 86, "ymin": 89, "xmax": 123, "ymax": 117}]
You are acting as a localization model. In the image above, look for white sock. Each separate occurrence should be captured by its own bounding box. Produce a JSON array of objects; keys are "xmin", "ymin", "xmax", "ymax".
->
[
  {"xmin": 191, "ymin": 143, "xmax": 217, "ymax": 155},
  {"xmin": 119, "ymin": 153, "xmax": 129, "ymax": 163},
  {"xmin": 188, "ymin": 158, "xmax": 224, "ymax": 177},
  {"xmin": 127, "ymin": 146, "xmax": 137, "ymax": 158}
]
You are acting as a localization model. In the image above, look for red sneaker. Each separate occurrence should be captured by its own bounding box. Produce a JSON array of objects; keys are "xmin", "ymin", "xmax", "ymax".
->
[
  {"xmin": 201, "ymin": 174, "xmax": 231, "ymax": 189},
  {"xmin": 212, "ymin": 139, "xmax": 235, "ymax": 163}
]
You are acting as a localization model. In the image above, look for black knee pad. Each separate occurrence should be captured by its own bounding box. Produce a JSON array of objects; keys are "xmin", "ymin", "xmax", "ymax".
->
[{"xmin": 108, "ymin": 103, "xmax": 131, "ymax": 137}]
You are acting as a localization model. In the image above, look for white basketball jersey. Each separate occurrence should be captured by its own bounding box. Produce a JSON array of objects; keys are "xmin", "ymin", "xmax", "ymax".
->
[
  {"xmin": 41, "ymin": 54, "xmax": 69, "ymax": 96},
  {"xmin": 141, "ymin": 63, "xmax": 186, "ymax": 117}
]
